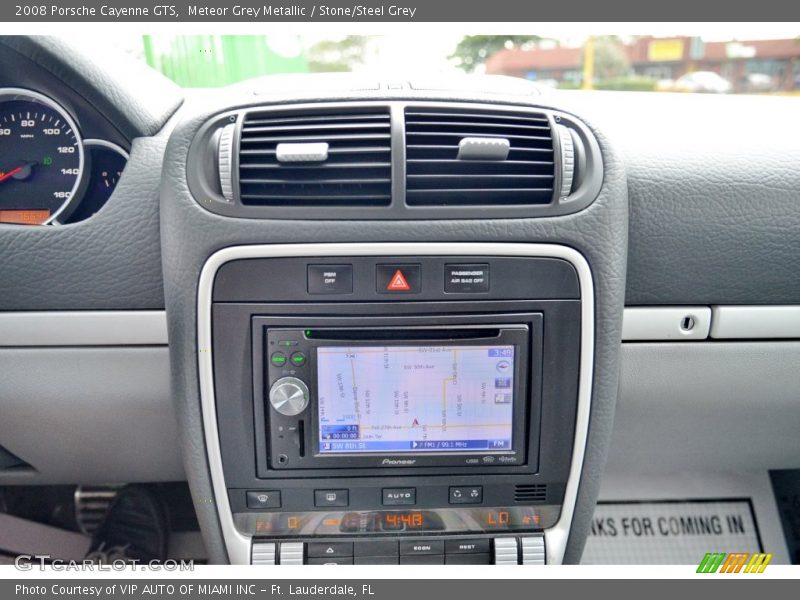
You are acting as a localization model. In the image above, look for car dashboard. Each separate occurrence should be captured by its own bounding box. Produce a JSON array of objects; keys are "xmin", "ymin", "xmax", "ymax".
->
[{"xmin": 0, "ymin": 35, "xmax": 798, "ymax": 566}]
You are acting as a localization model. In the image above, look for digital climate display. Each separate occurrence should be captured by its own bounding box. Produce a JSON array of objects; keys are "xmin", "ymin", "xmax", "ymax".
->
[{"xmin": 316, "ymin": 345, "xmax": 515, "ymax": 454}]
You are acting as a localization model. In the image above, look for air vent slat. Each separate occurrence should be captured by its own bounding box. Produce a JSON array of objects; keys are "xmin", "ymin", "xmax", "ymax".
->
[
  {"xmin": 240, "ymin": 147, "xmax": 389, "ymax": 157},
  {"xmin": 243, "ymin": 122, "xmax": 390, "ymax": 135},
  {"xmin": 405, "ymin": 108, "xmax": 555, "ymax": 207},
  {"xmin": 241, "ymin": 162, "xmax": 391, "ymax": 170},
  {"xmin": 238, "ymin": 108, "xmax": 392, "ymax": 207},
  {"xmin": 241, "ymin": 133, "xmax": 391, "ymax": 144},
  {"xmin": 241, "ymin": 194, "xmax": 391, "ymax": 205},
  {"xmin": 408, "ymin": 174, "xmax": 554, "ymax": 181},
  {"xmin": 245, "ymin": 113, "xmax": 390, "ymax": 126},
  {"xmin": 407, "ymin": 131, "xmax": 552, "ymax": 144},
  {"xmin": 407, "ymin": 144, "xmax": 552, "ymax": 155},
  {"xmin": 406, "ymin": 110, "xmax": 549, "ymax": 125},
  {"xmin": 408, "ymin": 159, "xmax": 554, "ymax": 166},
  {"xmin": 241, "ymin": 177, "xmax": 391, "ymax": 185},
  {"xmin": 407, "ymin": 121, "xmax": 551, "ymax": 134},
  {"xmin": 408, "ymin": 188, "xmax": 553, "ymax": 194}
]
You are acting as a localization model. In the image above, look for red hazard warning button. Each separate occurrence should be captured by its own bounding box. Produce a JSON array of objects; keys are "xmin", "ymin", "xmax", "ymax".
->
[
  {"xmin": 376, "ymin": 264, "xmax": 421, "ymax": 294},
  {"xmin": 387, "ymin": 270, "xmax": 411, "ymax": 291}
]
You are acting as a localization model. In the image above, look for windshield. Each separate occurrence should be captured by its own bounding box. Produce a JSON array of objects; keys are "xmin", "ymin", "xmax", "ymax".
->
[{"xmin": 76, "ymin": 32, "xmax": 800, "ymax": 95}]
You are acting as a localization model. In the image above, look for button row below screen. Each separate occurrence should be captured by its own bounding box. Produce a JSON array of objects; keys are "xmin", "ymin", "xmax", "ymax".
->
[
  {"xmin": 251, "ymin": 536, "xmax": 545, "ymax": 565},
  {"xmin": 246, "ymin": 486, "xmax": 484, "ymax": 509}
]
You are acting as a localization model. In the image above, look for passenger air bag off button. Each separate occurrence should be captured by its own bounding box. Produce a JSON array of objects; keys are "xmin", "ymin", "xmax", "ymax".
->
[
  {"xmin": 445, "ymin": 264, "xmax": 490, "ymax": 293},
  {"xmin": 308, "ymin": 264, "xmax": 353, "ymax": 295}
]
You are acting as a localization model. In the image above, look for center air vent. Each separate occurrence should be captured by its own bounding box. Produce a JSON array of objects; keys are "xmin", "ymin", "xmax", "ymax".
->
[
  {"xmin": 405, "ymin": 108, "xmax": 556, "ymax": 206},
  {"xmin": 238, "ymin": 109, "xmax": 392, "ymax": 206}
]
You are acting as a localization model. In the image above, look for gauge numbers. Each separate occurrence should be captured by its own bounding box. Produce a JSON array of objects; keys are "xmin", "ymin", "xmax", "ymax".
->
[{"xmin": 0, "ymin": 89, "xmax": 84, "ymax": 224}]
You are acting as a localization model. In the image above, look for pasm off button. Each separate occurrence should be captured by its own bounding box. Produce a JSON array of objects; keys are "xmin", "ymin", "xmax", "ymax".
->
[{"xmin": 445, "ymin": 264, "xmax": 490, "ymax": 293}]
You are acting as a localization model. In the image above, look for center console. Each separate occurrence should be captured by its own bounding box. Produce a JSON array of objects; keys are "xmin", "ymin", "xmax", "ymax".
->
[
  {"xmin": 161, "ymin": 90, "xmax": 625, "ymax": 566},
  {"xmin": 198, "ymin": 243, "xmax": 593, "ymax": 565}
]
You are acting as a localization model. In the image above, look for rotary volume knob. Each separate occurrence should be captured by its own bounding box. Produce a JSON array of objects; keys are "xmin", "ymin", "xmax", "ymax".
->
[{"xmin": 269, "ymin": 377, "xmax": 310, "ymax": 416}]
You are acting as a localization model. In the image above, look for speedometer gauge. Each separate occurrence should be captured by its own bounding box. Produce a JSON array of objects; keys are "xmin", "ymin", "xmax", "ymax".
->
[{"xmin": 0, "ymin": 88, "xmax": 84, "ymax": 225}]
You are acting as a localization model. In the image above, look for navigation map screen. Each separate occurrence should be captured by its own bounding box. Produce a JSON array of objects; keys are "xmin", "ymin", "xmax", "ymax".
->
[{"xmin": 316, "ymin": 345, "xmax": 515, "ymax": 454}]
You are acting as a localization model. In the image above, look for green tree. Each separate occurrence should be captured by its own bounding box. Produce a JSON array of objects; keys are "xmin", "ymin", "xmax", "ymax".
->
[
  {"xmin": 587, "ymin": 37, "xmax": 630, "ymax": 81},
  {"xmin": 306, "ymin": 36, "xmax": 372, "ymax": 72},
  {"xmin": 450, "ymin": 35, "xmax": 543, "ymax": 72}
]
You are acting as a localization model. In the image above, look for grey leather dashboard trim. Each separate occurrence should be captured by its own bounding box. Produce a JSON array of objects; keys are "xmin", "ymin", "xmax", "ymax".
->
[
  {"xmin": 197, "ymin": 243, "xmax": 595, "ymax": 565},
  {"xmin": 0, "ymin": 311, "xmax": 167, "ymax": 347},
  {"xmin": 560, "ymin": 91, "xmax": 800, "ymax": 306},
  {"xmin": 622, "ymin": 306, "xmax": 711, "ymax": 341},
  {"xmin": 161, "ymin": 91, "xmax": 628, "ymax": 564},
  {"xmin": 710, "ymin": 306, "xmax": 800, "ymax": 339},
  {"xmin": 0, "ymin": 35, "xmax": 181, "ymax": 312},
  {"xmin": 0, "ymin": 134, "xmax": 168, "ymax": 311}
]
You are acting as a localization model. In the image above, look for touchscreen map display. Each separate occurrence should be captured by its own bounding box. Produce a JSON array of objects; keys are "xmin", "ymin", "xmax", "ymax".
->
[{"xmin": 316, "ymin": 345, "xmax": 515, "ymax": 454}]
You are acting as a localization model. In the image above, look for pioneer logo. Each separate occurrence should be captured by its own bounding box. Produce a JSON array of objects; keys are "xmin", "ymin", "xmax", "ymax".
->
[{"xmin": 381, "ymin": 458, "xmax": 417, "ymax": 466}]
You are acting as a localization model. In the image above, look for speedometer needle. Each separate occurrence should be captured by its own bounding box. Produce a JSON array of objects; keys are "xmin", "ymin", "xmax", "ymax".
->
[
  {"xmin": 0, "ymin": 165, "xmax": 24, "ymax": 183},
  {"xmin": 0, "ymin": 161, "xmax": 37, "ymax": 183}
]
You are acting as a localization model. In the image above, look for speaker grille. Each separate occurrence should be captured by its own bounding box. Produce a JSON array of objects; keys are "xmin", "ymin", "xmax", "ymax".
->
[{"xmin": 514, "ymin": 484, "xmax": 547, "ymax": 503}]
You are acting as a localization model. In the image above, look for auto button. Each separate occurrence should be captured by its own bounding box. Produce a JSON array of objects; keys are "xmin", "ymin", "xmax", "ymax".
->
[{"xmin": 382, "ymin": 487, "xmax": 416, "ymax": 506}]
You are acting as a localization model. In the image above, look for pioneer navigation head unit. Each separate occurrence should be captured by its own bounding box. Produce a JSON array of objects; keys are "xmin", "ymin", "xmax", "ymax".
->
[{"xmin": 264, "ymin": 325, "xmax": 531, "ymax": 471}]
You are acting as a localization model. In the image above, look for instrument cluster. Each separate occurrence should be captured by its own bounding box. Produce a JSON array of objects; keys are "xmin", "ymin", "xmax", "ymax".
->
[{"xmin": 0, "ymin": 88, "xmax": 128, "ymax": 225}]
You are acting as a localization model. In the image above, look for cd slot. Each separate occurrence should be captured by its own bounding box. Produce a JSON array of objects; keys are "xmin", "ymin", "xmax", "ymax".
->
[{"xmin": 305, "ymin": 327, "xmax": 502, "ymax": 342}]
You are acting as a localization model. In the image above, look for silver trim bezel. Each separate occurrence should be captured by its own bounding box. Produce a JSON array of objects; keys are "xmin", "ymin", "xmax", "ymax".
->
[
  {"xmin": 197, "ymin": 242, "xmax": 595, "ymax": 565},
  {"xmin": 83, "ymin": 138, "xmax": 130, "ymax": 160},
  {"xmin": 0, "ymin": 310, "xmax": 167, "ymax": 346},
  {"xmin": 622, "ymin": 306, "xmax": 711, "ymax": 341},
  {"xmin": 710, "ymin": 305, "xmax": 800, "ymax": 339}
]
